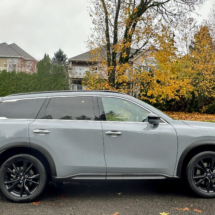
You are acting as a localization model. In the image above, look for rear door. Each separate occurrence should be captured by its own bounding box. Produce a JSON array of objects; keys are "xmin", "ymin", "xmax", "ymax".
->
[{"xmin": 29, "ymin": 96, "xmax": 106, "ymax": 179}]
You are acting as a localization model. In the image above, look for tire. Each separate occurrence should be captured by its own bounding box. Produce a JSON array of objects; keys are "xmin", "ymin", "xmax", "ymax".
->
[
  {"xmin": 0, "ymin": 154, "xmax": 47, "ymax": 202},
  {"xmin": 186, "ymin": 151, "xmax": 215, "ymax": 198}
]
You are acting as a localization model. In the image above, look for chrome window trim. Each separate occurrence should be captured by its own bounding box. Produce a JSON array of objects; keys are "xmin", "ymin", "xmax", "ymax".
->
[
  {"xmin": 3, "ymin": 97, "xmax": 47, "ymax": 103},
  {"xmin": 0, "ymin": 118, "xmax": 35, "ymax": 121},
  {"xmin": 0, "ymin": 118, "xmax": 169, "ymax": 125},
  {"xmin": 0, "ymin": 117, "xmax": 7, "ymax": 120},
  {"xmin": 47, "ymin": 95, "xmax": 95, "ymax": 99},
  {"xmin": 34, "ymin": 119, "xmax": 101, "ymax": 122},
  {"xmin": 34, "ymin": 119, "xmax": 149, "ymax": 124}
]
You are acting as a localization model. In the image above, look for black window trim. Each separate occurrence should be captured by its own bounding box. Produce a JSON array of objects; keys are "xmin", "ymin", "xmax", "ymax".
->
[
  {"xmin": 0, "ymin": 95, "xmax": 167, "ymax": 123},
  {"xmin": 97, "ymin": 96, "xmax": 168, "ymax": 124},
  {"xmin": 36, "ymin": 95, "xmax": 100, "ymax": 121}
]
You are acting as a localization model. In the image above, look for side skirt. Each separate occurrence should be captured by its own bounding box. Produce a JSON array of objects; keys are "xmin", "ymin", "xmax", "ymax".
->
[{"xmin": 52, "ymin": 173, "xmax": 179, "ymax": 182}]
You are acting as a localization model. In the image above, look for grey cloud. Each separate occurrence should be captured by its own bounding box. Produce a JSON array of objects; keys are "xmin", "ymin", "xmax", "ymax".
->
[
  {"xmin": 0, "ymin": 0, "xmax": 92, "ymax": 60},
  {"xmin": 0, "ymin": 0, "xmax": 212, "ymax": 61}
]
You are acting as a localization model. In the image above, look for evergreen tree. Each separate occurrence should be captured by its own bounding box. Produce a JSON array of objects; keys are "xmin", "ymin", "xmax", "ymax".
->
[
  {"xmin": 0, "ymin": 53, "xmax": 69, "ymax": 97},
  {"xmin": 37, "ymin": 54, "xmax": 52, "ymax": 91},
  {"xmin": 52, "ymin": 49, "xmax": 68, "ymax": 66}
]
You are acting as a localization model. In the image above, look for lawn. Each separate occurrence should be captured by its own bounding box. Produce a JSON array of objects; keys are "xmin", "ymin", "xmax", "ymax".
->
[{"xmin": 164, "ymin": 111, "xmax": 215, "ymax": 123}]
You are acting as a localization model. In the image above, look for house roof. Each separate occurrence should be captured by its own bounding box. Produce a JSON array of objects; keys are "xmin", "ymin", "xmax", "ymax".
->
[
  {"xmin": 69, "ymin": 47, "xmax": 140, "ymax": 63},
  {"xmin": 0, "ymin": 43, "xmax": 36, "ymax": 60},
  {"xmin": 69, "ymin": 50, "xmax": 94, "ymax": 62}
]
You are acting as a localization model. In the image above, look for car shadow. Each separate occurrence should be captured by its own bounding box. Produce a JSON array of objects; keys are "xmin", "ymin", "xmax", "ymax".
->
[
  {"xmin": 39, "ymin": 179, "xmax": 196, "ymax": 202},
  {"xmin": 0, "ymin": 179, "xmax": 197, "ymax": 204}
]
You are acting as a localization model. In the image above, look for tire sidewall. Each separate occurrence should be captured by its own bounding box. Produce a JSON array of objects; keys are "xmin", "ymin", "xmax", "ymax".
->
[
  {"xmin": 187, "ymin": 151, "xmax": 215, "ymax": 198},
  {"xmin": 0, "ymin": 154, "xmax": 47, "ymax": 203}
]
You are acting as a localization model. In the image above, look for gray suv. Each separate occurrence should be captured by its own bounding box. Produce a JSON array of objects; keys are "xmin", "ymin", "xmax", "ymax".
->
[{"xmin": 1, "ymin": 90, "xmax": 215, "ymax": 202}]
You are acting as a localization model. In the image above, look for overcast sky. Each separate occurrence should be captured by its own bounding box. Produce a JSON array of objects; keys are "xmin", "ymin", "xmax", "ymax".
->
[{"xmin": 0, "ymin": 0, "xmax": 213, "ymax": 61}]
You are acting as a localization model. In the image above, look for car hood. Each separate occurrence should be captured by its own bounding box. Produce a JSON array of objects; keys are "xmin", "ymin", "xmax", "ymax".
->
[{"xmin": 182, "ymin": 120, "xmax": 215, "ymax": 130}]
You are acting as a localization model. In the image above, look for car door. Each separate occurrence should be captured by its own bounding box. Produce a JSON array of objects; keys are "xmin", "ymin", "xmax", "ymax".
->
[
  {"xmin": 99, "ymin": 96, "xmax": 178, "ymax": 179},
  {"xmin": 29, "ymin": 95, "xmax": 106, "ymax": 179}
]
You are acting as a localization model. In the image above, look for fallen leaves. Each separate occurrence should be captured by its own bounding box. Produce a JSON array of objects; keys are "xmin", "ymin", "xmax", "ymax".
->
[
  {"xmin": 111, "ymin": 213, "xmax": 120, "ymax": 215},
  {"xmin": 174, "ymin": 207, "xmax": 202, "ymax": 213},
  {"xmin": 193, "ymin": 209, "xmax": 203, "ymax": 213},
  {"xmin": 32, "ymin": 201, "xmax": 41, "ymax": 206},
  {"xmin": 164, "ymin": 111, "xmax": 215, "ymax": 122},
  {"xmin": 159, "ymin": 213, "xmax": 169, "ymax": 215},
  {"xmin": 175, "ymin": 207, "xmax": 189, "ymax": 211}
]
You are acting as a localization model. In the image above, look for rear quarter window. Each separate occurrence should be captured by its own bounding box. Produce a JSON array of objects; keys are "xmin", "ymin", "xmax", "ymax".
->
[{"xmin": 0, "ymin": 98, "xmax": 45, "ymax": 119}]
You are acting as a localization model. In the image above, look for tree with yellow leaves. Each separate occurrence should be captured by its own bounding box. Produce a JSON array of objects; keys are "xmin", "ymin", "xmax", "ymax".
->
[
  {"xmin": 83, "ymin": 0, "xmax": 205, "ymax": 94},
  {"xmin": 139, "ymin": 24, "xmax": 215, "ymax": 112},
  {"xmin": 186, "ymin": 25, "xmax": 215, "ymax": 112},
  {"xmin": 138, "ymin": 25, "xmax": 193, "ymax": 107}
]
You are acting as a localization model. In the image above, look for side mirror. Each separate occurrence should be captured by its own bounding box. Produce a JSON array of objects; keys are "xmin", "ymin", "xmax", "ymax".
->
[{"xmin": 148, "ymin": 113, "xmax": 160, "ymax": 126}]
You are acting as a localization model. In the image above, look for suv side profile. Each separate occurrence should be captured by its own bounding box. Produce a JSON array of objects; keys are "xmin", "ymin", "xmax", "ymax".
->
[{"xmin": 1, "ymin": 90, "xmax": 215, "ymax": 202}]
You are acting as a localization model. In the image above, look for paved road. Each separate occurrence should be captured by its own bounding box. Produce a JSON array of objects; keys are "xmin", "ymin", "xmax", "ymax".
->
[{"xmin": 0, "ymin": 179, "xmax": 214, "ymax": 215}]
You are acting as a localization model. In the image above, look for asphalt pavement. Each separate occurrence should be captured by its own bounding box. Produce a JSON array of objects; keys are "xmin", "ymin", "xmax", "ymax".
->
[{"xmin": 0, "ymin": 179, "xmax": 214, "ymax": 215}]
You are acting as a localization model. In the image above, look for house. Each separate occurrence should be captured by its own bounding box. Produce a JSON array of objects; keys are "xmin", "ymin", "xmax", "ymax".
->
[
  {"xmin": 0, "ymin": 43, "xmax": 37, "ymax": 73},
  {"xmin": 68, "ymin": 48, "xmax": 156, "ymax": 90},
  {"xmin": 68, "ymin": 50, "xmax": 100, "ymax": 90}
]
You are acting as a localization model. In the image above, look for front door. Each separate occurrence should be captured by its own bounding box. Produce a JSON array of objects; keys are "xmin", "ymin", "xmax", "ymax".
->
[
  {"xmin": 29, "ymin": 96, "xmax": 106, "ymax": 179},
  {"xmin": 100, "ymin": 96, "xmax": 177, "ymax": 179}
]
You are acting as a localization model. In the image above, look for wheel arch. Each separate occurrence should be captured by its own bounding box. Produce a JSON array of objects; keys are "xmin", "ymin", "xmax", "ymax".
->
[
  {"xmin": 176, "ymin": 140, "xmax": 215, "ymax": 178},
  {"xmin": 0, "ymin": 144, "xmax": 57, "ymax": 179}
]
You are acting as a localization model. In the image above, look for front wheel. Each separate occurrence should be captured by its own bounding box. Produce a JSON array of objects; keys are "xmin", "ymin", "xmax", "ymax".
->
[
  {"xmin": 186, "ymin": 151, "xmax": 215, "ymax": 198},
  {"xmin": 0, "ymin": 154, "xmax": 47, "ymax": 202}
]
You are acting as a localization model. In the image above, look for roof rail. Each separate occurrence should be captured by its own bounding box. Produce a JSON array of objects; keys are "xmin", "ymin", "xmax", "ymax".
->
[{"xmin": 7, "ymin": 90, "xmax": 123, "ymax": 97}]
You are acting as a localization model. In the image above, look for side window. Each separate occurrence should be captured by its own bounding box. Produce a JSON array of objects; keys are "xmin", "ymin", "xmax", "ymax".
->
[
  {"xmin": 0, "ymin": 98, "xmax": 45, "ymax": 119},
  {"xmin": 45, "ymin": 96, "xmax": 95, "ymax": 120},
  {"xmin": 101, "ymin": 97, "xmax": 150, "ymax": 122}
]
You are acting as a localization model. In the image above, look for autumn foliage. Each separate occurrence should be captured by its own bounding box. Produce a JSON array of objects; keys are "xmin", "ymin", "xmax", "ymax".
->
[
  {"xmin": 165, "ymin": 112, "xmax": 215, "ymax": 122},
  {"xmin": 83, "ymin": 0, "xmax": 215, "ymax": 114}
]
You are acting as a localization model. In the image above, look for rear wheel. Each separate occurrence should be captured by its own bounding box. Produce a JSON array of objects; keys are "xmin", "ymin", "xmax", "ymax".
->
[
  {"xmin": 0, "ymin": 154, "xmax": 47, "ymax": 202},
  {"xmin": 186, "ymin": 151, "xmax": 215, "ymax": 198}
]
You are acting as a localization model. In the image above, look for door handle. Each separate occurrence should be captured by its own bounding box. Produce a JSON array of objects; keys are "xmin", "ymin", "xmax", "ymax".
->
[
  {"xmin": 33, "ymin": 129, "xmax": 50, "ymax": 134},
  {"xmin": 105, "ymin": 131, "xmax": 122, "ymax": 136}
]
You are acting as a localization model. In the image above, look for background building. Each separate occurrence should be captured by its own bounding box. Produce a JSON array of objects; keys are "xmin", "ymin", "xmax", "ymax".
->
[
  {"xmin": 68, "ymin": 51, "xmax": 97, "ymax": 90},
  {"xmin": 68, "ymin": 49, "xmax": 156, "ymax": 90},
  {"xmin": 0, "ymin": 43, "xmax": 37, "ymax": 73}
]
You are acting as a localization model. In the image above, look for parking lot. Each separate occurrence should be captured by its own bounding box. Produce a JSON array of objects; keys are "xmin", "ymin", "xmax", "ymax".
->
[{"xmin": 0, "ymin": 179, "xmax": 214, "ymax": 215}]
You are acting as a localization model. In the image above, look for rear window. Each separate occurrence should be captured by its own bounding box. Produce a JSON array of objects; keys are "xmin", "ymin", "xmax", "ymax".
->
[
  {"xmin": 0, "ymin": 98, "xmax": 45, "ymax": 119},
  {"xmin": 44, "ymin": 96, "xmax": 95, "ymax": 120}
]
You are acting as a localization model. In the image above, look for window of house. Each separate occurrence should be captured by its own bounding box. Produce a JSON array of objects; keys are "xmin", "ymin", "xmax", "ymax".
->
[
  {"xmin": 8, "ymin": 64, "xmax": 17, "ymax": 72},
  {"xmin": 0, "ymin": 99, "xmax": 45, "ymax": 119},
  {"xmin": 44, "ymin": 97, "xmax": 95, "ymax": 120}
]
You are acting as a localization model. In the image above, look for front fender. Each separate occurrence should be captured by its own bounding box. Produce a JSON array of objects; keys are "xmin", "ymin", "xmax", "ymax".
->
[{"xmin": 176, "ymin": 140, "xmax": 215, "ymax": 177}]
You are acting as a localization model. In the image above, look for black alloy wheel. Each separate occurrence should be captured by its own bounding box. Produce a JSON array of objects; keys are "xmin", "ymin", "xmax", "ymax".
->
[
  {"xmin": 0, "ymin": 154, "xmax": 47, "ymax": 202},
  {"xmin": 187, "ymin": 151, "xmax": 215, "ymax": 198}
]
